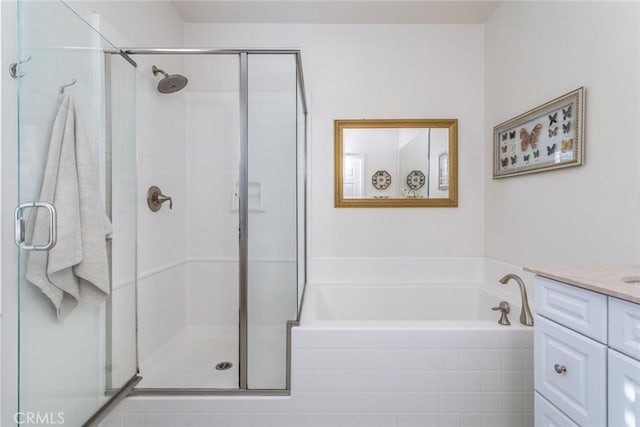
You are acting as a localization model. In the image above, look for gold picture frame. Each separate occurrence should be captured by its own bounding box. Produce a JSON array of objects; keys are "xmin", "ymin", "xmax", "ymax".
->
[
  {"xmin": 334, "ymin": 118, "xmax": 458, "ymax": 208},
  {"xmin": 493, "ymin": 87, "xmax": 585, "ymax": 178}
]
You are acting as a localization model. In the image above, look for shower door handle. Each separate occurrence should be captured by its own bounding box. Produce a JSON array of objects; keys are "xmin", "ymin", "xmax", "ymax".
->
[{"xmin": 14, "ymin": 202, "xmax": 57, "ymax": 250}]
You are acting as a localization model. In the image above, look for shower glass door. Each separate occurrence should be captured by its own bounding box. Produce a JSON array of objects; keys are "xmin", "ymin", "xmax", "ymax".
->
[
  {"xmin": 16, "ymin": 1, "xmax": 138, "ymax": 425},
  {"xmin": 246, "ymin": 54, "xmax": 299, "ymax": 389}
]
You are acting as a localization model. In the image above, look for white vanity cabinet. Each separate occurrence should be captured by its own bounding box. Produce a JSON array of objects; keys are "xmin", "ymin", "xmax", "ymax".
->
[
  {"xmin": 608, "ymin": 297, "xmax": 640, "ymax": 427},
  {"xmin": 533, "ymin": 276, "xmax": 640, "ymax": 427}
]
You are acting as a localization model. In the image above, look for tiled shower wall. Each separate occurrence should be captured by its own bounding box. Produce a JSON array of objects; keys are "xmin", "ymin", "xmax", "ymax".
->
[{"xmin": 102, "ymin": 327, "xmax": 533, "ymax": 427}]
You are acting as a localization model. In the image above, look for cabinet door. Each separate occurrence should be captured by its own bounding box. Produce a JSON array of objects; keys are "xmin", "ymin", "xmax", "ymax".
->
[
  {"xmin": 535, "ymin": 315, "xmax": 606, "ymax": 427},
  {"xmin": 535, "ymin": 277, "xmax": 607, "ymax": 343},
  {"xmin": 609, "ymin": 297, "xmax": 640, "ymax": 360},
  {"xmin": 609, "ymin": 348, "xmax": 640, "ymax": 427},
  {"xmin": 534, "ymin": 392, "xmax": 579, "ymax": 427}
]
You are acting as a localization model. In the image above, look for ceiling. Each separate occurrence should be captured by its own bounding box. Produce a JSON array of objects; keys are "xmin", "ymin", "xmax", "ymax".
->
[{"xmin": 171, "ymin": 1, "xmax": 503, "ymax": 24}]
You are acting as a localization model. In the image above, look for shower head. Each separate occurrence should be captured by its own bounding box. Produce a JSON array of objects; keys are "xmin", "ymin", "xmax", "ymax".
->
[{"xmin": 152, "ymin": 65, "xmax": 188, "ymax": 94}]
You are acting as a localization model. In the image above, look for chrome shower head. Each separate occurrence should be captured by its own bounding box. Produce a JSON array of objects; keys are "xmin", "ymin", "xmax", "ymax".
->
[{"xmin": 152, "ymin": 65, "xmax": 188, "ymax": 94}]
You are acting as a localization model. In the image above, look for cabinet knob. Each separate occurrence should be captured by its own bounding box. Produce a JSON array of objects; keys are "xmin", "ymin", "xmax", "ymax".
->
[{"xmin": 554, "ymin": 364, "xmax": 567, "ymax": 374}]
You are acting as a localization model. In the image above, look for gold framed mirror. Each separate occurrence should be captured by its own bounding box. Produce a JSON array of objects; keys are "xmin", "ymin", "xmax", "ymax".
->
[{"xmin": 334, "ymin": 119, "xmax": 458, "ymax": 208}]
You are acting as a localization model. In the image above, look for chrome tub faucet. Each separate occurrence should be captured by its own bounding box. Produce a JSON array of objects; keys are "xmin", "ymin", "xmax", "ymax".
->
[{"xmin": 499, "ymin": 273, "xmax": 534, "ymax": 326}]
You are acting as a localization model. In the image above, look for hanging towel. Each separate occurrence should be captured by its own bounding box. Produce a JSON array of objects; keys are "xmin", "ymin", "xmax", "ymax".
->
[{"xmin": 26, "ymin": 95, "xmax": 112, "ymax": 320}]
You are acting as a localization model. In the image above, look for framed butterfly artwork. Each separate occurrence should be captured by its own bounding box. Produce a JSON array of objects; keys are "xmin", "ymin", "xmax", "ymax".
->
[{"xmin": 493, "ymin": 87, "xmax": 584, "ymax": 178}]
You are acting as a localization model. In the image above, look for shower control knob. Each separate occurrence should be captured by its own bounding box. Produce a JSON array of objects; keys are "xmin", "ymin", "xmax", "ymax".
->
[{"xmin": 147, "ymin": 186, "xmax": 173, "ymax": 212}]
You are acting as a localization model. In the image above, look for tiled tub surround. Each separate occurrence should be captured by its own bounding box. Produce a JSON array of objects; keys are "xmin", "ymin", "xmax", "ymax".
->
[
  {"xmin": 103, "ymin": 278, "xmax": 534, "ymax": 427},
  {"xmin": 102, "ymin": 327, "xmax": 533, "ymax": 427}
]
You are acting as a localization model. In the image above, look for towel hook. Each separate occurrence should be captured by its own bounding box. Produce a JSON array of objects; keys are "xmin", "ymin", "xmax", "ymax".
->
[
  {"xmin": 59, "ymin": 78, "xmax": 77, "ymax": 95},
  {"xmin": 9, "ymin": 54, "xmax": 31, "ymax": 78}
]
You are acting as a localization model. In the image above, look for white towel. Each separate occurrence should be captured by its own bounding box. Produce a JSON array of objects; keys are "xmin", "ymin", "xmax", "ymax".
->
[{"xmin": 26, "ymin": 95, "xmax": 112, "ymax": 320}]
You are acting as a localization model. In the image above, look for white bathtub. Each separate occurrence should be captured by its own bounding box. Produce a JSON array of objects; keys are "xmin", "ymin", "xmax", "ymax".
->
[
  {"xmin": 295, "ymin": 282, "xmax": 535, "ymax": 426},
  {"xmin": 301, "ymin": 283, "xmax": 526, "ymax": 328}
]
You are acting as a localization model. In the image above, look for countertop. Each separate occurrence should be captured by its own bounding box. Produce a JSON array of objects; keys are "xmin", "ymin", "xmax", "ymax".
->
[{"xmin": 524, "ymin": 266, "xmax": 640, "ymax": 304}]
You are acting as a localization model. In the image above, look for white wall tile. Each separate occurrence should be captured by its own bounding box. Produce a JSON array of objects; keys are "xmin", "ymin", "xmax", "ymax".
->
[
  {"xmin": 104, "ymin": 327, "xmax": 532, "ymax": 427},
  {"xmin": 503, "ymin": 392, "xmax": 524, "ymax": 413},
  {"xmin": 418, "ymin": 413, "xmax": 439, "ymax": 427},
  {"xmin": 480, "ymin": 371, "xmax": 503, "ymax": 392},
  {"xmin": 459, "ymin": 371, "xmax": 482, "ymax": 392},
  {"xmin": 459, "ymin": 393, "xmax": 483, "ymax": 413},
  {"xmin": 481, "ymin": 413, "xmax": 503, "ymax": 427},
  {"xmin": 502, "ymin": 413, "xmax": 523, "ymax": 427},
  {"xmin": 502, "ymin": 350, "xmax": 522, "ymax": 370},
  {"xmin": 437, "ymin": 371, "xmax": 460, "ymax": 392},
  {"xmin": 417, "ymin": 350, "xmax": 439, "ymax": 370},
  {"xmin": 437, "ymin": 350, "xmax": 460, "ymax": 370},
  {"xmin": 187, "ymin": 413, "xmax": 209, "ymax": 427},
  {"xmin": 438, "ymin": 393, "xmax": 461, "ymax": 413},
  {"xmin": 460, "ymin": 413, "xmax": 483, "ymax": 427},
  {"xmin": 415, "ymin": 393, "xmax": 440, "ymax": 413},
  {"xmin": 122, "ymin": 413, "xmax": 144, "ymax": 427},
  {"xmin": 439, "ymin": 413, "xmax": 461, "ymax": 427},
  {"xmin": 165, "ymin": 413, "xmax": 189, "ymax": 427},
  {"xmin": 480, "ymin": 350, "xmax": 503, "ymax": 370},
  {"xmin": 144, "ymin": 413, "xmax": 166, "ymax": 427},
  {"xmin": 480, "ymin": 331, "xmax": 503, "ymax": 349},
  {"xmin": 480, "ymin": 393, "xmax": 502, "ymax": 413},
  {"xmin": 459, "ymin": 351, "xmax": 482, "ymax": 370},
  {"xmin": 459, "ymin": 332, "xmax": 483, "ymax": 350},
  {"xmin": 137, "ymin": 264, "xmax": 187, "ymax": 366},
  {"xmin": 502, "ymin": 371, "xmax": 524, "ymax": 392},
  {"xmin": 397, "ymin": 413, "xmax": 419, "ymax": 427}
]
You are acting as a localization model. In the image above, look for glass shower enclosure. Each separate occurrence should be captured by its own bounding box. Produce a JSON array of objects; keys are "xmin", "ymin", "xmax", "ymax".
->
[
  {"xmin": 14, "ymin": 1, "xmax": 307, "ymax": 424},
  {"xmin": 125, "ymin": 49, "xmax": 307, "ymax": 392},
  {"xmin": 15, "ymin": 1, "xmax": 138, "ymax": 426}
]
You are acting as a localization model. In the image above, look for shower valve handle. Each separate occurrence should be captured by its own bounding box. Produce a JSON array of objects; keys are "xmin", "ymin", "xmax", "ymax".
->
[
  {"xmin": 156, "ymin": 194, "xmax": 173, "ymax": 209},
  {"xmin": 147, "ymin": 186, "xmax": 173, "ymax": 212}
]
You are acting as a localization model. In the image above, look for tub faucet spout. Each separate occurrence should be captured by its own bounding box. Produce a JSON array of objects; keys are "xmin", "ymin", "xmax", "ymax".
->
[{"xmin": 498, "ymin": 274, "xmax": 534, "ymax": 326}]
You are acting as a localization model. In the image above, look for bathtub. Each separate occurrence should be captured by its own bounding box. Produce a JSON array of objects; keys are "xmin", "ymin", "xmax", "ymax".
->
[
  {"xmin": 104, "ymin": 281, "xmax": 535, "ymax": 427},
  {"xmin": 301, "ymin": 282, "xmax": 526, "ymax": 327},
  {"xmin": 294, "ymin": 282, "xmax": 535, "ymax": 427}
]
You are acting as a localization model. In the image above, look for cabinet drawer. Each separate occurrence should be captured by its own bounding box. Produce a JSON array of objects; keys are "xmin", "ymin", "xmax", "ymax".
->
[
  {"xmin": 534, "ymin": 392, "xmax": 578, "ymax": 427},
  {"xmin": 534, "ymin": 315, "xmax": 606, "ymax": 427},
  {"xmin": 609, "ymin": 297, "xmax": 640, "ymax": 359},
  {"xmin": 535, "ymin": 276, "xmax": 607, "ymax": 343},
  {"xmin": 609, "ymin": 349, "xmax": 640, "ymax": 427}
]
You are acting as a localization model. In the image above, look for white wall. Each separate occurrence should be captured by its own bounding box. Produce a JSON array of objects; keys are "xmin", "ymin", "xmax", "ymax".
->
[
  {"xmin": 184, "ymin": 54, "xmax": 240, "ymax": 353},
  {"xmin": 69, "ymin": 1, "xmax": 189, "ymax": 368},
  {"xmin": 184, "ymin": 24, "xmax": 486, "ymax": 275},
  {"xmin": 0, "ymin": 2, "xmax": 18, "ymax": 424},
  {"xmin": 67, "ymin": 1, "xmax": 184, "ymax": 48},
  {"xmin": 0, "ymin": 3, "xmax": 4, "ymax": 424},
  {"xmin": 484, "ymin": 1, "xmax": 640, "ymax": 266}
]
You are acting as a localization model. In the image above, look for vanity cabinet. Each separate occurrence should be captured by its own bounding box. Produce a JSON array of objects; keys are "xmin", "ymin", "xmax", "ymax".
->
[{"xmin": 533, "ymin": 276, "xmax": 640, "ymax": 427}]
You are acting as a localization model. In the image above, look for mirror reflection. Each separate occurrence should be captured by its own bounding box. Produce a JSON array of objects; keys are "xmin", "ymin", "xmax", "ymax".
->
[{"xmin": 335, "ymin": 119, "xmax": 457, "ymax": 208}]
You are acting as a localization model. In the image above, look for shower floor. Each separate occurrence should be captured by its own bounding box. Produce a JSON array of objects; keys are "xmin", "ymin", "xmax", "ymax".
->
[{"xmin": 138, "ymin": 326, "xmax": 238, "ymax": 389}]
